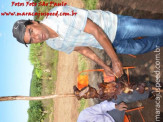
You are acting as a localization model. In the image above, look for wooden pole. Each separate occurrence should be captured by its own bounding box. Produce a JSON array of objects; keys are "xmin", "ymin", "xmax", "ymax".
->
[{"xmin": 0, "ymin": 94, "xmax": 75, "ymax": 102}]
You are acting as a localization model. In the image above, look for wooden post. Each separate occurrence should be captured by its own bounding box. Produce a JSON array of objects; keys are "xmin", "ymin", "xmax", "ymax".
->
[{"xmin": 0, "ymin": 94, "xmax": 75, "ymax": 101}]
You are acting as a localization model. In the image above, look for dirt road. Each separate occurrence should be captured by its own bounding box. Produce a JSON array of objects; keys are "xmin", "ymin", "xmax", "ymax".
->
[
  {"xmin": 53, "ymin": 52, "xmax": 79, "ymax": 122},
  {"xmin": 53, "ymin": 1, "xmax": 84, "ymax": 122}
]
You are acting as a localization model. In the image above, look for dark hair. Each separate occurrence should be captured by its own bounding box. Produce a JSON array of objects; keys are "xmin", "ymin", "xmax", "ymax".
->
[
  {"xmin": 24, "ymin": 20, "xmax": 40, "ymax": 27},
  {"xmin": 24, "ymin": 20, "xmax": 33, "ymax": 27}
]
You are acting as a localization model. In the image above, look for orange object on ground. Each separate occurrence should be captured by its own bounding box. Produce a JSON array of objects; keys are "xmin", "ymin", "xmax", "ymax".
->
[
  {"xmin": 124, "ymin": 107, "xmax": 145, "ymax": 122},
  {"xmin": 77, "ymin": 75, "xmax": 89, "ymax": 90},
  {"xmin": 124, "ymin": 115, "xmax": 130, "ymax": 122}
]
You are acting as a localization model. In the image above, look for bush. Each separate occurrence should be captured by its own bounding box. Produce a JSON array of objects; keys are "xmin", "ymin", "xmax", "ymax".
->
[{"xmin": 28, "ymin": 101, "xmax": 45, "ymax": 122}]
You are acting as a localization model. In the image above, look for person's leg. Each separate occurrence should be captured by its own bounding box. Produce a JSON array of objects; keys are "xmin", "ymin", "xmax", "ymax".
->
[
  {"xmin": 112, "ymin": 90, "xmax": 150, "ymax": 104},
  {"xmin": 113, "ymin": 36, "xmax": 163, "ymax": 54},
  {"xmin": 107, "ymin": 109, "xmax": 125, "ymax": 122},
  {"xmin": 115, "ymin": 15, "xmax": 163, "ymax": 40}
]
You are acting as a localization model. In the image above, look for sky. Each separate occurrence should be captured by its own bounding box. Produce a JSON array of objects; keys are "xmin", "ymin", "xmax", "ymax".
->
[{"xmin": 0, "ymin": 0, "xmax": 34, "ymax": 122}]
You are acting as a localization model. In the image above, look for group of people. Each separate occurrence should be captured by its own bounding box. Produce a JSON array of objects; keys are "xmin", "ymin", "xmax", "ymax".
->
[{"xmin": 12, "ymin": 5, "xmax": 162, "ymax": 122}]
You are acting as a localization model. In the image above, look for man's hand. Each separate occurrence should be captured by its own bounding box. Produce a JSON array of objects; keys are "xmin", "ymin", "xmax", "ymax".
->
[
  {"xmin": 115, "ymin": 102, "xmax": 128, "ymax": 111},
  {"xmin": 75, "ymin": 47, "xmax": 116, "ymax": 77},
  {"xmin": 103, "ymin": 66, "xmax": 114, "ymax": 76},
  {"xmin": 112, "ymin": 60, "xmax": 123, "ymax": 78}
]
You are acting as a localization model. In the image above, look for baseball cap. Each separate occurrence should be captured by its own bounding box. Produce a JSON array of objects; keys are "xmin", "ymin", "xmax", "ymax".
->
[{"xmin": 12, "ymin": 20, "xmax": 29, "ymax": 47}]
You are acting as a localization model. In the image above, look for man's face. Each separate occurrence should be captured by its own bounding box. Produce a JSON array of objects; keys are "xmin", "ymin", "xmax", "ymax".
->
[{"xmin": 24, "ymin": 21, "xmax": 50, "ymax": 44}]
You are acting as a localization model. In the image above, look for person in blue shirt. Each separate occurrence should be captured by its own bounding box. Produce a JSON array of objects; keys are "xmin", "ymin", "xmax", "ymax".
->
[{"xmin": 12, "ymin": 6, "xmax": 163, "ymax": 78}]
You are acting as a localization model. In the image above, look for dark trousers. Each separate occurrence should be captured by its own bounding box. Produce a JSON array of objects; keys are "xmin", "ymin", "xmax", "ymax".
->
[{"xmin": 107, "ymin": 90, "xmax": 149, "ymax": 122}]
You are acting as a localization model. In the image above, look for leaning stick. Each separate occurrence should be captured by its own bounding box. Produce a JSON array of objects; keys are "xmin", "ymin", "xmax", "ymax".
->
[{"xmin": 0, "ymin": 94, "xmax": 75, "ymax": 102}]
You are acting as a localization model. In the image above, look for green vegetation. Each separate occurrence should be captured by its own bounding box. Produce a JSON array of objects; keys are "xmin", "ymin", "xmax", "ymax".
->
[
  {"xmin": 28, "ymin": 71, "xmax": 44, "ymax": 122},
  {"xmin": 82, "ymin": 0, "xmax": 98, "ymax": 10},
  {"xmin": 78, "ymin": 54, "xmax": 90, "ymax": 112},
  {"xmin": 28, "ymin": 0, "xmax": 59, "ymax": 122},
  {"xmin": 30, "ymin": 71, "xmax": 42, "ymax": 97},
  {"xmin": 28, "ymin": 101, "xmax": 45, "ymax": 122},
  {"xmin": 78, "ymin": 54, "xmax": 89, "ymax": 72},
  {"xmin": 78, "ymin": 98, "xmax": 89, "ymax": 112},
  {"xmin": 28, "ymin": 41, "xmax": 58, "ymax": 122}
]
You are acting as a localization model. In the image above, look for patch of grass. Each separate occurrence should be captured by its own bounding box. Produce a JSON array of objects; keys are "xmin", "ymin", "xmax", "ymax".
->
[
  {"xmin": 82, "ymin": 0, "xmax": 98, "ymax": 10},
  {"xmin": 78, "ymin": 98, "xmax": 89, "ymax": 112},
  {"xmin": 52, "ymin": 50, "xmax": 59, "ymax": 82},
  {"xmin": 39, "ymin": 43, "xmax": 58, "ymax": 122},
  {"xmin": 77, "ymin": 54, "xmax": 90, "ymax": 112},
  {"xmin": 78, "ymin": 54, "xmax": 89, "ymax": 72}
]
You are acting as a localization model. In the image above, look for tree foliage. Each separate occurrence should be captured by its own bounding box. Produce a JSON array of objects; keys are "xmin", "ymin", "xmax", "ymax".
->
[{"xmin": 28, "ymin": 101, "xmax": 45, "ymax": 122}]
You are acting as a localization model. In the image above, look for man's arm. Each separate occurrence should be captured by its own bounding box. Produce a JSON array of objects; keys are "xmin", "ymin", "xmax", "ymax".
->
[
  {"xmin": 83, "ymin": 18, "xmax": 123, "ymax": 77},
  {"xmin": 74, "ymin": 46, "xmax": 114, "ymax": 76}
]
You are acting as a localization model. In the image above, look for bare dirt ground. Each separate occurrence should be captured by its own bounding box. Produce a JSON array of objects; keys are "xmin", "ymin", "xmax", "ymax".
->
[
  {"xmin": 53, "ymin": 0, "xmax": 163, "ymax": 122},
  {"xmin": 53, "ymin": 52, "xmax": 79, "ymax": 122},
  {"xmin": 53, "ymin": 1, "xmax": 84, "ymax": 122}
]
